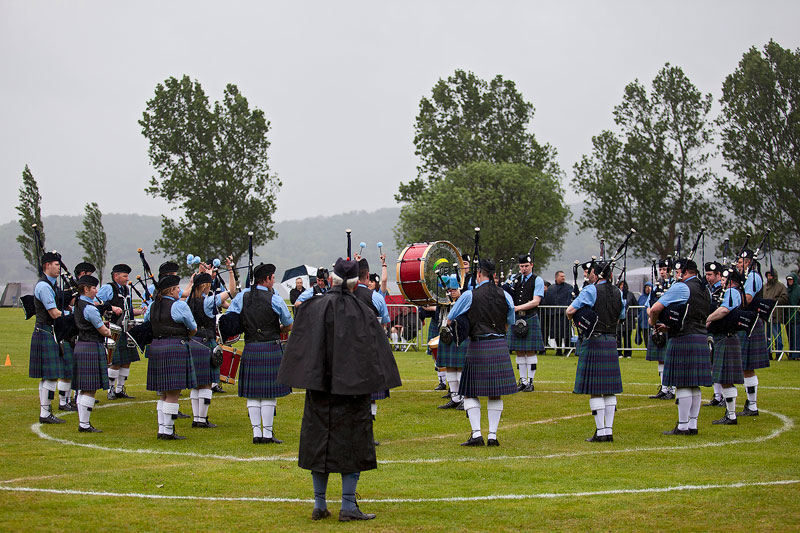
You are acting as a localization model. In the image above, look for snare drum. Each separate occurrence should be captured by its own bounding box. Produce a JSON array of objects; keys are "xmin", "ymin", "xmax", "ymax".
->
[
  {"xmin": 396, "ymin": 241, "xmax": 462, "ymax": 305},
  {"xmin": 428, "ymin": 335, "xmax": 439, "ymax": 362},
  {"xmin": 106, "ymin": 323, "xmax": 122, "ymax": 364},
  {"xmin": 218, "ymin": 345, "xmax": 242, "ymax": 384}
]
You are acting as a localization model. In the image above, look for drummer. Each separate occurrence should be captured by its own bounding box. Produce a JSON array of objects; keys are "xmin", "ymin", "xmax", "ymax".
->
[
  {"xmin": 143, "ymin": 275, "xmax": 198, "ymax": 440},
  {"xmin": 72, "ymin": 275, "xmax": 114, "ymax": 433},
  {"xmin": 438, "ymin": 275, "xmax": 469, "ymax": 410}
]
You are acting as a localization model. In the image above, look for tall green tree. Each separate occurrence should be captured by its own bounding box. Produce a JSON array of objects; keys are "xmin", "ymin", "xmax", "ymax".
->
[
  {"xmin": 573, "ymin": 63, "xmax": 719, "ymax": 259},
  {"xmin": 76, "ymin": 202, "xmax": 107, "ymax": 283},
  {"xmin": 397, "ymin": 69, "xmax": 560, "ymax": 202},
  {"xmin": 140, "ymin": 75, "xmax": 280, "ymax": 271},
  {"xmin": 717, "ymin": 40, "xmax": 800, "ymax": 265},
  {"xmin": 394, "ymin": 162, "xmax": 570, "ymax": 270},
  {"xmin": 16, "ymin": 164, "xmax": 45, "ymax": 274}
]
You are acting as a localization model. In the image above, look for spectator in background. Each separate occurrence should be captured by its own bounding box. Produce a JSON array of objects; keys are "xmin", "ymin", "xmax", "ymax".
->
[
  {"xmin": 786, "ymin": 273, "xmax": 800, "ymax": 360},
  {"xmin": 543, "ymin": 271, "xmax": 574, "ymax": 355},
  {"xmin": 616, "ymin": 279, "xmax": 637, "ymax": 358},
  {"xmin": 537, "ymin": 281, "xmax": 551, "ymax": 354},
  {"xmin": 390, "ymin": 306, "xmax": 420, "ymax": 347},
  {"xmin": 636, "ymin": 282, "xmax": 653, "ymax": 348},
  {"xmin": 289, "ymin": 277, "xmax": 305, "ymax": 306},
  {"xmin": 764, "ymin": 269, "xmax": 789, "ymax": 359}
]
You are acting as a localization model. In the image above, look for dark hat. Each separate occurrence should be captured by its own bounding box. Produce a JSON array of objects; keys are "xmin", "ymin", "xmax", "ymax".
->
[
  {"xmin": 581, "ymin": 261, "xmax": 592, "ymax": 271},
  {"xmin": 724, "ymin": 269, "xmax": 744, "ymax": 285},
  {"xmin": 369, "ymin": 273, "xmax": 380, "ymax": 284},
  {"xmin": 158, "ymin": 261, "xmax": 179, "ymax": 276},
  {"xmin": 41, "ymin": 251, "xmax": 61, "ymax": 264},
  {"xmin": 334, "ymin": 257, "xmax": 359, "ymax": 280},
  {"xmin": 740, "ymin": 249, "xmax": 754, "ymax": 259},
  {"xmin": 517, "ymin": 253, "xmax": 532, "ymax": 264},
  {"xmin": 704, "ymin": 261, "xmax": 722, "ymax": 273},
  {"xmin": 478, "ymin": 258, "xmax": 495, "ymax": 274},
  {"xmin": 77, "ymin": 274, "xmax": 99, "ymax": 287},
  {"xmin": 591, "ymin": 260, "xmax": 612, "ymax": 277},
  {"xmin": 461, "ymin": 253, "xmax": 471, "ymax": 262},
  {"xmin": 111, "ymin": 264, "xmax": 132, "ymax": 274},
  {"xmin": 316, "ymin": 267, "xmax": 329, "ymax": 279},
  {"xmin": 253, "ymin": 263, "xmax": 276, "ymax": 280},
  {"xmin": 358, "ymin": 258, "xmax": 369, "ymax": 272},
  {"xmin": 658, "ymin": 259, "xmax": 671, "ymax": 269},
  {"xmin": 157, "ymin": 275, "xmax": 181, "ymax": 291},
  {"xmin": 193, "ymin": 273, "xmax": 213, "ymax": 286},
  {"xmin": 674, "ymin": 258, "xmax": 698, "ymax": 272},
  {"xmin": 74, "ymin": 262, "xmax": 96, "ymax": 276}
]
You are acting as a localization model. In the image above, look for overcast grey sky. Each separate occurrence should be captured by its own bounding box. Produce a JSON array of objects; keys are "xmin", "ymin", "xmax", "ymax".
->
[{"xmin": 1, "ymin": 1, "xmax": 797, "ymax": 226}]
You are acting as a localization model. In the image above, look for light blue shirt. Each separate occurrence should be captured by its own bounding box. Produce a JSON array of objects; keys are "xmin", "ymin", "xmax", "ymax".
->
[
  {"xmin": 203, "ymin": 293, "xmax": 222, "ymax": 318},
  {"xmin": 721, "ymin": 287, "xmax": 743, "ymax": 311},
  {"xmin": 34, "ymin": 275, "xmax": 58, "ymax": 310},
  {"xmin": 96, "ymin": 282, "xmax": 127, "ymax": 304},
  {"xmin": 656, "ymin": 276, "xmax": 695, "ymax": 308},
  {"xmin": 744, "ymin": 271, "xmax": 763, "ymax": 297},
  {"xmin": 568, "ymin": 280, "xmax": 626, "ymax": 319},
  {"xmin": 358, "ymin": 283, "xmax": 390, "ymax": 324},
  {"xmin": 227, "ymin": 285, "xmax": 293, "ymax": 327},
  {"xmin": 143, "ymin": 296, "xmax": 197, "ymax": 330},
  {"xmin": 80, "ymin": 295, "xmax": 104, "ymax": 328},
  {"xmin": 447, "ymin": 280, "xmax": 515, "ymax": 331}
]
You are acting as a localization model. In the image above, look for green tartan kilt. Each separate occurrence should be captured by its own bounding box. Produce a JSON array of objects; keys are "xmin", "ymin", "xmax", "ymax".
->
[{"xmin": 29, "ymin": 325, "xmax": 63, "ymax": 380}]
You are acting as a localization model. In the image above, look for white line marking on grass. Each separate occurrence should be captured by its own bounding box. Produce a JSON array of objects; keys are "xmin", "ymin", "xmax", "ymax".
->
[{"xmin": 0, "ymin": 479, "xmax": 797, "ymax": 504}]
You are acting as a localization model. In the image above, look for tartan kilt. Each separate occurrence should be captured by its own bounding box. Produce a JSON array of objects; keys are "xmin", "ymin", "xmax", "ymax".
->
[
  {"xmin": 237, "ymin": 342, "xmax": 291, "ymax": 399},
  {"xmin": 111, "ymin": 339, "xmax": 140, "ymax": 365},
  {"xmin": 645, "ymin": 339, "xmax": 667, "ymax": 362},
  {"xmin": 29, "ymin": 325, "xmax": 63, "ymax": 380},
  {"xmin": 189, "ymin": 337, "xmax": 214, "ymax": 387},
  {"xmin": 507, "ymin": 315, "xmax": 545, "ymax": 353},
  {"xmin": 146, "ymin": 338, "xmax": 197, "ymax": 392},
  {"xmin": 459, "ymin": 338, "xmax": 518, "ymax": 397},
  {"xmin": 60, "ymin": 341, "xmax": 74, "ymax": 380},
  {"xmin": 663, "ymin": 334, "xmax": 713, "ymax": 388},
  {"xmin": 72, "ymin": 341, "xmax": 110, "ymax": 391},
  {"xmin": 711, "ymin": 334, "xmax": 744, "ymax": 385},
  {"xmin": 573, "ymin": 334, "xmax": 623, "ymax": 395},
  {"xmin": 371, "ymin": 389, "xmax": 390, "ymax": 401},
  {"xmin": 739, "ymin": 318, "xmax": 770, "ymax": 371},
  {"xmin": 436, "ymin": 338, "xmax": 469, "ymax": 369}
]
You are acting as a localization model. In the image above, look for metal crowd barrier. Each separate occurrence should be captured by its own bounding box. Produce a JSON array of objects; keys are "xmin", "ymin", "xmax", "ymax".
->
[{"xmin": 766, "ymin": 305, "xmax": 800, "ymax": 361}]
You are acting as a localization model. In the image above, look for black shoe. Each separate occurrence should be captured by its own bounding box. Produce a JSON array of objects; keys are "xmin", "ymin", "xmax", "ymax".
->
[
  {"xmin": 662, "ymin": 424, "xmax": 689, "ymax": 436},
  {"xmin": 176, "ymin": 410, "xmax": 191, "ymax": 419},
  {"xmin": 253, "ymin": 436, "xmax": 264, "ymax": 444},
  {"xmin": 39, "ymin": 413, "xmax": 66, "ymax": 424},
  {"xmin": 460, "ymin": 435, "xmax": 485, "ymax": 446},
  {"xmin": 649, "ymin": 389, "xmax": 666, "ymax": 399},
  {"xmin": 606, "ymin": 434, "xmax": 614, "ymax": 442},
  {"xmin": 441, "ymin": 392, "xmax": 451, "ymax": 399},
  {"xmin": 338, "ymin": 505, "xmax": 376, "ymax": 522},
  {"xmin": 158, "ymin": 432, "xmax": 186, "ymax": 440},
  {"xmin": 438, "ymin": 399, "xmax": 460, "ymax": 409},
  {"xmin": 192, "ymin": 420, "xmax": 218, "ymax": 428},
  {"xmin": 373, "ymin": 440, "xmax": 380, "ymax": 446},
  {"xmin": 58, "ymin": 402, "xmax": 78, "ymax": 412},
  {"xmin": 78, "ymin": 424, "xmax": 102, "ymax": 433},
  {"xmin": 487, "ymin": 437, "xmax": 499, "ymax": 447},
  {"xmin": 713, "ymin": 414, "xmax": 738, "ymax": 425},
  {"xmin": 585, "ymin": 430, "xmax": 608, "ymax": 442},
  {"xmin": 523, "ymin": 381, "xmax": 534, "ymax": 392},
  {"xmin": 517, "ymin": 379, "xmax": 527, "ymax": 392},
  {"xmin": 211, "ymin": 384, "xmax": 226, "ymax": 393},
  {"xmin": 107, "ymin": 389, "xmax": 117, "ymax": 400},
  {"xmin": 704, "ymin": 397, "xmax": 723, "ymax": 407},
  {"xmin": 311, "ymin": 508, "xmax": 331, "ymax": 521},
  {"xmin": 555, "ymin": 350, "xmax": 563, "ymax": 356},
  {"xmin": 738, "ymin": 406, "xmax": 759, "ymax": 417},
  {"xmin": 688, "ymin": 428, "xmax": 698, "ymax": 435},
  {"xmin": 434, "ymin": 382, "xmax": 447, "ymax": 391},
  {"xmin": 262, "ymin": 436, "xmax": 283, "ymax": 444},
  {"xmin": 114, "ymin": 388, "xmax": 135, "ymax": 399},
  {"xmin": 662, "ymin": 391, "xmax": 675, "ymax": 400}
]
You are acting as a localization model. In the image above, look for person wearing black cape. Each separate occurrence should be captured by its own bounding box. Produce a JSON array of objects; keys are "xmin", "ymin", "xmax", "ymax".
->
[{"xmin": 277, "ymin": 258, "xmax": 402, "ymax": 522}]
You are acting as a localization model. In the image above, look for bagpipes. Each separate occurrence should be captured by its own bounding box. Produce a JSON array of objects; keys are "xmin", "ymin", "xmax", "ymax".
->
[{"xmin": 744, "ymin": 228, "xmax": 777, "ymax": 322}]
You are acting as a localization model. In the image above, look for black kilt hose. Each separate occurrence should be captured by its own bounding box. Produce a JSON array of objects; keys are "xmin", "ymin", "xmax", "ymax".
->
[
  {"xmin": 711, "ymin": 334, "xmax": 744, "ymax": 384},
  {"xmin": 111, "ymin": 340, "xmax": 140, "ymax": 365},
  {"xmin": 189, "ymin": 337, "xmax": 214, "ymax": 387},
  {"xmin": 72, "ymin": 341, "xmax": 110, "ymax": 391},
  {"xmin": 459, "ymin": 338, "xmax": 518, "ymax": 397},
  {"xmin": 739, "ymin": 318, "xmax": 770, "ymax": 371},
  {"xmin": 573, "ymin": 334, "xmax": 623, "ymax": 395},
  {"xmin": 507, "ymin": 315, "xmax": 545, "ymax": 352},
  {"xmin": 436, "ymin": 338, "xmax": 469, "ymax": 368},
  {"xmin": 238, "ymin": 342, "xmax": 291, "ymax": 399},
  {"xmin": 662, "ymin": 334, "xmax": 713, "ymax": 388},
  {"xmin": 29, "ymin": 325, "xmax": 63, "ymax": 380},
  {"xmin": 146, "ymin": 338, "xmax": 197, "ymax": 392}
]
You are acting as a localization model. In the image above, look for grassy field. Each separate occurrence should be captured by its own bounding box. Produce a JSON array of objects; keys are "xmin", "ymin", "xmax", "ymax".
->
[{"xmin": 0, "ymin": 307, "xmax": 798, "ymax": 532}]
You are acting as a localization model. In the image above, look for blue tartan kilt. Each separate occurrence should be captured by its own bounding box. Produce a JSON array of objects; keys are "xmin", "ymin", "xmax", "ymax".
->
[
  {"xmin": 189, "ymin": 337, "xmax": 214, "ymax": 387},
  {"xmin": 663, "ymin": 334, "xmax": 713, "ymax": 388},
  {"xmin": 739, "ymin": 318, "xmax": 770, "ymax": 371},
  {"xmin": 29, "ymin": 325, "xmax": 63, "ymax": 380},
  {"xmin": 507, "ymin": 314, "xmax": 545, "ymax": 353},
  {"xmin": 111, "ymin": 339, "xmax": 140, "ymax": 365},
  {"xmin": 60, "ymin": 341, "xmax": 74, "ymax": 380},
  {"xmin": 237, "ymin": 342, "xmax": 292, "ymax": 399},
  {"xmin": 72, "ymin": 341, "xmax": 110, "ymax": 391},
  {"xmin": 711, "ymin": 334, "xmax": 744, "ymax": 384},
  {"xmin": 436, "ymin": 338, "xmax": 469, "ymax": 368},
  {"xmin": 573, "ymin": 334, "xmax": 623, "ymax": 395},
  {"xmin": 645, "ymin": 338, "xmax": 667, "ymax": 362},
  {"xmin": 371, "ymin": 389, "xmax": 390, "ymax": 401},
  {"xmin": 146, "ymin": 338, "xmax": 197, "ymax": 392},
  {"xmin": 459, "ymin": 338, "xmax": 518, "ymax": 397}
]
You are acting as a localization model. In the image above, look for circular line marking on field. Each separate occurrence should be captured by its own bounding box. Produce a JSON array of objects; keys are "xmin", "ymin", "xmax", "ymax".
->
[{"xmin": 0, "ymin": 479, "xmax": 797, "ymax": 504}]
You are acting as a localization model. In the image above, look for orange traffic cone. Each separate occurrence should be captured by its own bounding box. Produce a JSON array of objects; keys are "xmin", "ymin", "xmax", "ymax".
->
[{"xmin": 4, "ymin": 354, "xmax": 10, "ymax": 366}]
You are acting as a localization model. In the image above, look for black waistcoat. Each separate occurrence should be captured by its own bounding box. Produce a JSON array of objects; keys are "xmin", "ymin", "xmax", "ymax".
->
[
  {"xmin": 354, "ymin": 285, "xmax": 379, "ymax": 317},
  {"xmin": 594, "ymin": 281, "xmax": 623, "ymax": 335},
  {"xmin": 512, "ymin": 274, "xmax": 539, "ymax": 316},
  {"xmin": 468, "ymin": 282, "xmax": 508, "ymax": 338},
  {"xmin": 150, "ymin": 298, "xmax": 190, "ymax": 339},
  {"xmin": 241, "ymin": 288, "xmax": 281, "ymax": 343},
  {"xmin": 678, "ymin": 277, "xmax": 711, "ymax": 337},
  {"xmin": 187, "ymin": 295, "xmax": 216, "ymax": 339},
  {"xmin": 75, "ymin": 299, "xmax": 105, "ymax": 343},
  {"xmin": 107, "ymin": 282, "xmax": 129, "ymax": 325},
  {"xmin": 34, "ymin": 276, "xmax": 56, "ymax": 325}
]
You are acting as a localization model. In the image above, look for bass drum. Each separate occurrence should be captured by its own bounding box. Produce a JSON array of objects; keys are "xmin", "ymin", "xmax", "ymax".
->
[{"xmin": 396, "ymin": 241, "xmax": 462, "ymax": 306}]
